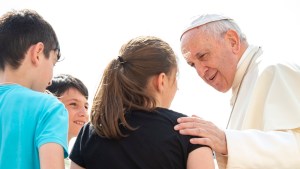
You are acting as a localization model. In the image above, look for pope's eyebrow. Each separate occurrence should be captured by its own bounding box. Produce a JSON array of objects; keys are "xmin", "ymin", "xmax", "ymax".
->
[
  {"xmin": 182, "ymin": 50, "xmax": 191, "ymax": 60},
  {"xmin": 195, "ymin": 51, "xmax": 205, "ymax": 58}
]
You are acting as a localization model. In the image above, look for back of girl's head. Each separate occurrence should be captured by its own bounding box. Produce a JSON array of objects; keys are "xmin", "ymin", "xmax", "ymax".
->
[
  {"xmin": 91, "ymin": 36, "xmax": 177, "ymax": 139},
  {"xmin": 0, "ymin": 9, "xmax": 60, "ymax": 71},
  {"xmin": 46, "ymin": 74, "xmax": 89, "ymax": 100}
]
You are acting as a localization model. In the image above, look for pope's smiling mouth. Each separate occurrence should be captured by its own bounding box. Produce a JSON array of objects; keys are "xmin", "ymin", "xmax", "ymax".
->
[{"xmin": 208, "ymin": 72, "xmax": 217, "ymax": 81}]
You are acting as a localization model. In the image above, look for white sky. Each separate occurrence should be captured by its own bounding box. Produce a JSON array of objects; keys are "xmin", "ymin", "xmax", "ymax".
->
[{"xmin": 1, "ymin": 0, "xmax": 300, "ymax": 129}]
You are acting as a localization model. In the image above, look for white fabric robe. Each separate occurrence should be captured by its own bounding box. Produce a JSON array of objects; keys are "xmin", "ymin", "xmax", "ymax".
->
[{"xmin": 216, "ymin": 46, "xmax": 300, "ymax": 169}]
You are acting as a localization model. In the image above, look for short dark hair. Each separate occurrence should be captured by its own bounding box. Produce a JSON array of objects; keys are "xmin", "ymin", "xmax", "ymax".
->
[
  {"xmin": 46, "ymin": 74, "xmax": 89, "ymax": 100},
  {"xmin": 0, "ymin": 9, "xmax": 60, "ymax": 70}
]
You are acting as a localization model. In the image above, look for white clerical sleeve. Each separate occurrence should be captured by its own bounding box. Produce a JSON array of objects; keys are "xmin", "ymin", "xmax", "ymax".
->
[
  {"xmin": 223, "ymin": 129, "xmax": 300, "ymax": 169},
  {"xmin": 216, "ymin": 60, "xmax": 300, "ymax": 169}
]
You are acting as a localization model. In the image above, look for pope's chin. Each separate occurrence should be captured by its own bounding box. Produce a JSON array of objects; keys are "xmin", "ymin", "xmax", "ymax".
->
[{"xmin": 211, "ymin": 84, "xmax": 231, "ymax": 93}]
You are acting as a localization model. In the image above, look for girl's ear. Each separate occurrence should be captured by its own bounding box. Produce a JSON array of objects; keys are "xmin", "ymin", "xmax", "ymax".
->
[
  {"xmin": 29, "ymin": 42, "xmax": 44, "ymax": 65},
  {"xmin": 225, "ymin": 29, "xmax": 240, "ymax": 54},
  {"xmin": 152, "ymin": 72, "xmax": 166, "ymax": 93}
]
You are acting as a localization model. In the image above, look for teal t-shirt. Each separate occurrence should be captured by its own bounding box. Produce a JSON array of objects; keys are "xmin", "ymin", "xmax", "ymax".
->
[{"xmin": 0, "ymin": 84, "xmax": 69, "ymax": 169}]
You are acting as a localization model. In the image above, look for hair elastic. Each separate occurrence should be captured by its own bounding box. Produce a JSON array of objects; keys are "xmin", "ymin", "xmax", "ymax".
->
[{"xmin": 118, "ymin": 56, "xmax": 127, "ymax": 64}]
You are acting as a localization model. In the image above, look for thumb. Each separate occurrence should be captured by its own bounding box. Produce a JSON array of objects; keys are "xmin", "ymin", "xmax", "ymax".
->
[{"xmin": 191, "ymin": 114, "xmax": 200, "ymax": 118}]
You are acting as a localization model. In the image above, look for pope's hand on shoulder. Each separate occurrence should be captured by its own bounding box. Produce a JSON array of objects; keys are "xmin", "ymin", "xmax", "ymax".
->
[{"xmin": 174, "ymin": 115, "xmax": 228, "ymax": 155}]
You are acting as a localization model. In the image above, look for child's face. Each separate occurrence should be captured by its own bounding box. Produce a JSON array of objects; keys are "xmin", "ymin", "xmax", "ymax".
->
[{"xmin": 59, "ymin": 88, "xmax": 89, "ymax": 139}]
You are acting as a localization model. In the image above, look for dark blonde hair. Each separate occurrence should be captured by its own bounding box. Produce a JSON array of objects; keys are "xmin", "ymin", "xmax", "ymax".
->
[{"xmin": 91, "ymin": 36, "xmax": 177, "ymax": 139}]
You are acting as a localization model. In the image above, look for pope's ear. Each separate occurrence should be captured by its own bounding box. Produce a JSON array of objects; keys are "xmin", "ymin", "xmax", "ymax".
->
[
  {"xmin": 29, "ymin": 42, "xmax": 44, "ymax": 65},
  {"xmin": 225, "ymin": 30, "xmax": 240, "ymax": 54}
]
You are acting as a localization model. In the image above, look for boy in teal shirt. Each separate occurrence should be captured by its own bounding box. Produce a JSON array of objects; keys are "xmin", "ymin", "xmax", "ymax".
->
[{"xmin": 0, "ymin": 9, "xmax": 68, "ymax": 169}]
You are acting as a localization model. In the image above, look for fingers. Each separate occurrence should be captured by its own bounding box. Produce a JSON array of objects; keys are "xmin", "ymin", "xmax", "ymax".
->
[
  {"xmin": 177, "ymin": 116, "xmax": 203, "ymax": 123},
  {"xmin": 174, "ymin": 116, "xmax": 227, "ymax": 154},
  {"xmin": 174, "ymin": 122, "xmax": 200, "ymax": 131},
  {"xmin": 175, "ymin": 116, "xmax": 206, "ymax": 131},
  {"xmin": 179, "ymin": 128, "xmax": 226, "ymax": 153},
  {"xmin": 184, "ymin": 128, "xmax": 227, "ymax": 154},
  {"xmin": 177, "ymin": 127, "xmax": 215, "ymax": 142},
  {"xmin": 190, "ymin": 137, "xmax": 213, "ymax": 149},
  {"xmin": 174, "ymin": 119, "xmax": 211, "ymax": 131},
  {"xmin": 178, "ymin": 127, "xmax": 206, "ymax": 137},
  {"xmin": 191, "ymin": 114, "xmax": 200, "ymax": 118}
]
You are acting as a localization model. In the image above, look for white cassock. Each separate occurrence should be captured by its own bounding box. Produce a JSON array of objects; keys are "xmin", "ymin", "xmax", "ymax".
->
[{"xmin": 216, "ymin": 46, "xmax": 300, "ymax": 169}]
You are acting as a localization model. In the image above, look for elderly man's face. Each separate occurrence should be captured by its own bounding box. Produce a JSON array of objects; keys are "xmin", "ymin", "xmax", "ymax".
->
[{"xmin": 181, "ymin": 28, "xmax": 239, "ymax": 92}]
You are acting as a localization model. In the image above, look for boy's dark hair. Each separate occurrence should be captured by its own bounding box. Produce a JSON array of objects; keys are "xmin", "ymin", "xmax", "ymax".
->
[
  {"xmin": 0, "ymin": 9, "xmax": 60, "ymax": 71},
  {"xmin": 46, "ymin": 74, "xmax": 89, "ymax": 100}
]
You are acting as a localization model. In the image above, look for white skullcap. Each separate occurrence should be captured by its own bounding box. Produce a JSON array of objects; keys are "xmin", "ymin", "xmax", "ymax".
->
[{"xmin": 180, "ymin": 14, "xmax": 232, "ymax": 40}]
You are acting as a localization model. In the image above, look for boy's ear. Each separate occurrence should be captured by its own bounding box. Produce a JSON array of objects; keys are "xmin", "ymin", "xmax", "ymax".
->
[{"xmin": 29, "ymin": 42, "xmax": 44, "ymax": 65}]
